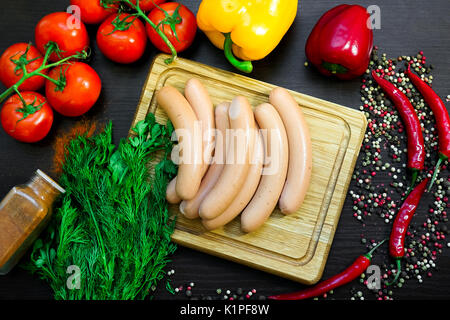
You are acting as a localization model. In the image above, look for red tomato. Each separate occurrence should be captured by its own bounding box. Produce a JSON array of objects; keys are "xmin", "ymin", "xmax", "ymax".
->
[
  {"xmin": 129, "ymin": 0, "xmax": 166, "ymax": 12},
  {"xmin": 70, "ymin": 0, "xmax": 118, "ymax": 24},
  {"xmin": 35, "ymin": 12, "xmax": 90, "ymax": 62},
  {"xmin": 1, "ymin": 92, "xmax": 53, "ymax": 143},
  {"xmin": 97, "ymin": 13, "xmax": 147, "ymax": 64},
  {"xmin": 0, "ymin": 43, "xmax": 48, "ymax": 91},
  {"xmin": 146, "ymin": 2, "xmax": 197, "ymax": 53},
  {"xmin": 45, "ymin": 62, "xmax": 101, "ymax": 117}
]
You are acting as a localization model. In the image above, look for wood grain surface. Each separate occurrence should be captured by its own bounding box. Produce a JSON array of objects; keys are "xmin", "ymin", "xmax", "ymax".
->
[
  {"xmin": 0, "ymin": 0, "xmax": 449, "ymax": 300},
  {"xmin": 132, "ymin": 54, "xmax": 367, "ymax": 284}
]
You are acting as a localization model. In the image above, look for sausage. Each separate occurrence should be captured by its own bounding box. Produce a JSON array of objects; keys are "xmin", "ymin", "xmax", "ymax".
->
[
  {"xmin": 240, "ymin": 103, "xmax": 289, "ymax": 233},
  {"xmin": 157, "ymin": 85, "xmax": 203, "ymax": 200},
  {"xmin": 202, "ymin": 128, "xmax": 264, "ymax": 230},
  {"xmin": 166, "ymin": 79, "xmax": 215, "ymax": 204},
  {"xmin": 180, "ymin": 102, "xmax": 230, "ymax": 219},
  {"xmin": 184, "ymin": 78, "xmax": 215, "ymax": 172},
  {"xmin": 166, "ymin": 177, "xmax": 181, "ymax": 204},
  {"xmin": 199, "ymin": 96, "xmax": 256, "ymax": 220},
  {"xmin": 269, "ymin": 87, "xmax": 312, "ymax": 214}
]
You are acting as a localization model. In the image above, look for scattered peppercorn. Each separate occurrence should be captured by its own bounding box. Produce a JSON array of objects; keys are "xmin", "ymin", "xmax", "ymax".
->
[
  {"xmin": 166, "ymin": 48, "xmax": 449, "ymax": 302},
  {"xmin": 347, "ymin": 48, "xmax": 449, "ymax": 300},
  {"xmin": 172, "ymin": 283, "xmax": 262, "ymax": 300}
]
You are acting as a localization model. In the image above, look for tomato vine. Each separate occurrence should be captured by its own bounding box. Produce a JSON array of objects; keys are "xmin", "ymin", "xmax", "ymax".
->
[{"xmin": 0, "ymin": 41, "xmax": 88, "ymax": 113}]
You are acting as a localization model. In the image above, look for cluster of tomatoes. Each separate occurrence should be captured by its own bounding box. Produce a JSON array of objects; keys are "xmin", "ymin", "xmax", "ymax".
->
[{"xmin": 0, "ymin": 0, "xmax": 197, "ymax": 143}]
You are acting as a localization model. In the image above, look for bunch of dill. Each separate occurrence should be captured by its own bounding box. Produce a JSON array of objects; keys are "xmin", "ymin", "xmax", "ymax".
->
[{"xmin": 26, "ymin": 113, "xmax": 178, "ymax": 300}]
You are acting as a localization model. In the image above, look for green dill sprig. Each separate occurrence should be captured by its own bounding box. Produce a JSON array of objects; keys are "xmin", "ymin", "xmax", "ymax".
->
[{"xmin": 25, "ymin": 113, "xmax": 177, "ymax": 300}]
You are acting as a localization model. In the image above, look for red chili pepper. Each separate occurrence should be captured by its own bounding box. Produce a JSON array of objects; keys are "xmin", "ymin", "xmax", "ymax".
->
[
  {"xmin": 387, "ymin": 178, "xmax": 428, "ymax": 285},
  {"xmin": 405, "ymin": 65, "xmax": 450, "ymax": 191},
  {"xmin": 268, "ymin": 240, "xmax": 386, "ymax": 300},
  {"xmin": 305, "ymin": 4, "xmax": 373, "ymax": 80},
  {"xmin": 372, "ymin": 70, "xmax": 425, "ymax": 193}
]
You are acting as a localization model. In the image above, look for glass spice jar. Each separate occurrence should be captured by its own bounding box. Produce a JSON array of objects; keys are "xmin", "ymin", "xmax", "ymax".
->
[{"xmin": 0, "ymin": 170, "xmax": 65, "ymax": 275}]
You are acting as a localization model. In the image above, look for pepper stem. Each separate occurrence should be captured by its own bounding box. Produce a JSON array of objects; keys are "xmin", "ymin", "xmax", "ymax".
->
[
  {"xmin": 404, "ymin": 169, "xmax": 419, "ymax": 198},
  {"xmin": 364, "ymin": 239, "xmax": 387, "ymax": 260},
  {"xmin": 386, "ymin": 259, "xmax": 402, "ymax": 286},
  {"xmin": 428, "ymin": 154, "xmax": 447, "ymax": 192},
  {"xmin": 223, "ymin": 33, "xmax": 253, "ymax": 73},
  {"xmin": 322, "ymin": 61, "xmax": 348, "ymax": 75}
]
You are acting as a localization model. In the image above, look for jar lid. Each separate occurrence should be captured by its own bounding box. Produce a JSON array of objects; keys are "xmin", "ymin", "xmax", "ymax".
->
[{"xmin": 36, "ymin": 169, "xmax": 66, "ymax": 194}]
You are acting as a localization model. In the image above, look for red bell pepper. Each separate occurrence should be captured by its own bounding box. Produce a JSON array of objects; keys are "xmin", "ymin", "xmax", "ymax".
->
[{"xmin": 305, "ymin": 4, "xmax": 373, "ymax": 80}]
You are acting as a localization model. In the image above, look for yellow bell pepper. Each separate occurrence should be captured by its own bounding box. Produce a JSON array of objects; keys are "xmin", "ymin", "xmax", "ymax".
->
[{"xmin": 197, "ymin": 0, "xmax": 298, "ymax": 73}]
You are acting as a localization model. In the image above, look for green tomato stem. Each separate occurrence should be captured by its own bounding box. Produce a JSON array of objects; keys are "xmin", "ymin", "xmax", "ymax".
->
[
  {"xmin": 0, "ymin": 86, "xmax": 17, "ymax": 105},
  {"xmin": 0, "ymin": 44, "xmax": 87, "ymax": 105},
  {"xmin": 36, "ymin": 72, "xmax": 60, "ymax": 86},
  {"xmin": 41, "ymin": 42, "xmax": 56, "ymax": 66},
  {"xmin": 14, "ymin": 88, "xmax": 27, "ymax": 107},
  {"xmin": 123, "ymin": 0, "xmax": 178, "ymax": 65}
]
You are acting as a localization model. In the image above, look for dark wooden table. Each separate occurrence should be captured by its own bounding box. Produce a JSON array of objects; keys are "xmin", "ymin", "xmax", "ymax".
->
[{"xmin": 1, "ymin": 0, "xmax": 449, "ymax": 301}]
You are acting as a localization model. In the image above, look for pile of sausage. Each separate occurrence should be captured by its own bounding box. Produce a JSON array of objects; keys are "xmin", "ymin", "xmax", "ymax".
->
[{"xmin": 157, "ymin": 78, "xmax": 312, "ymax": 233}]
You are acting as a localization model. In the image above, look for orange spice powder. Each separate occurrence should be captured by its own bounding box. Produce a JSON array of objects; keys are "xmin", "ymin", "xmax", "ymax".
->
[{"xmin": 51, "ymin": 118, "xmax": 102, "ymax": 177}]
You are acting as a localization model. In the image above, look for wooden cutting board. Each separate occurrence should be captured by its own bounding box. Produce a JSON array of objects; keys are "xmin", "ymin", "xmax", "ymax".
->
[{"xmin": 130, "ymin": 54, "xmax": 367, "ymax": 285}]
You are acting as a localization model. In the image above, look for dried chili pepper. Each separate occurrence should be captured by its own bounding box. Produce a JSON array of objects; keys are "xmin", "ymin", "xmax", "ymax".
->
[
  {"xmin": 372, "ymin": 70, "xmax": 425, "ymax": 194},
  {"xmin": 387, "ymin": 178, "xmax": 429, "ymax": 285},
  {"xmin": 268, "ymin": 239, "xmax": 386, "ymax": 300},
  {"xmin": 405, "ymin": 65, "xmax": 450, "ymax": 191}
]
